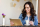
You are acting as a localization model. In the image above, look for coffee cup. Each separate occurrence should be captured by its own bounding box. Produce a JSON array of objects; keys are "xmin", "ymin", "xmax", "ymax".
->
[{"xmin": 25, "ymin": 20, "xmax": 30, "ymax": 25}]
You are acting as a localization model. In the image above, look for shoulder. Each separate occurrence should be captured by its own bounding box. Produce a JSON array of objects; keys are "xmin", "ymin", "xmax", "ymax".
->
[
  {"xmin": 20, "ymin": 13, "xmax": 23, "ymax": 15},
  {"xmin": 21, "ymin": 13, "xmax": 22, "ymax": 15},
  {"xmin": 34, "ymin": 15, "xmax": 38, "ymax": 20},
  {"xmin": 34, "ymin": 14, "xmax": 37, "ymax": 17},
  {"xmin": 19, "ymin": 13, "xmax": 23, "ymax": 17},
  {"xmin": 34, "ymin": 15, "xmax": 37, "ymax": 17},
  {"xmin": 34, "ymin": 15, "xmax": 37, "ymax": 18},
  {"xmin": 19, "ymin": 13, "xmax": 23, "ymax": 19},
  {"xmin": 34, "ymin": 14, "xmax": 37, "ymax": 18}
]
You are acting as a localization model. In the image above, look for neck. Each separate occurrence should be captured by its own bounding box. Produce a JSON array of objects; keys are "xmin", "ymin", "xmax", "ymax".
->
[{"xmin": 27, "ymin": 12, "xmax": 31, "ymax": 17}]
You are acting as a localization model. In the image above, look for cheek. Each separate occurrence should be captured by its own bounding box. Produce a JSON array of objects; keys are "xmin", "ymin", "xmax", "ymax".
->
[
  {"xmin": 25, "ymin": 9, "xmax": 30, "ymax": 12},
  {"xmin": 27, "ymin": 9, "xmax": 30, "ymax": 12},
  {"xmin": 25, "ymin": 9, "xmax": 27, "ymax": 11},
  {"xmin": 25, "ymin": 9, "xmax": 27, "ymax": 12},
  {"xmin": 28, "ymin": 9, "xmax": 30, "ymax": 12}
]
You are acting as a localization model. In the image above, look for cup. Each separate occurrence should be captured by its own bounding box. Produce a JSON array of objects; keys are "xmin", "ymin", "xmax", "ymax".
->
[{"xmin": 25, "ymin": 20, "xmax": 30, "ymax": 25}]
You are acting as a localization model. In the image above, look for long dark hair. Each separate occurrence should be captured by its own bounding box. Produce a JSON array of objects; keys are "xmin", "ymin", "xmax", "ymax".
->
[{"xmin": 22, "ymin": 2, "xmax": 36, "ymax": 21}]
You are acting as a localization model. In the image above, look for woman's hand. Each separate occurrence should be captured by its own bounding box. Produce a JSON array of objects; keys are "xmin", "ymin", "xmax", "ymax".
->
[
  {"xmin": 29, "ymin": 21, "xmax": 34, "ymax": 25},
  {"xmin": 10, "ymin": 21, "xmax": 14, "ymax": 26}
]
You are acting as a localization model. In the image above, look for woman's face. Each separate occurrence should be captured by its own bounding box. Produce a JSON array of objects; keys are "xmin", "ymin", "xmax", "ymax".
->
[{"xmin": 25, "ymin": 4, "xmax": 30, "ymax": 13}]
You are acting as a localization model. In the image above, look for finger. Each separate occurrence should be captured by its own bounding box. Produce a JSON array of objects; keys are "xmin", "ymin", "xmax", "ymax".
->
[
  {"xmin": 29, "ymin": 21, "xmax": 32, "ymax": 23},
  {"xmin": 29, "ymin": 22, "xmax": 32, "ymax": 24}
]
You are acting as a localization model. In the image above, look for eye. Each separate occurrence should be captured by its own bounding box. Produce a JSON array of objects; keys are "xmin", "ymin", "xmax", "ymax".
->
[
  {"xmin": 27, "ymin": 7, "xmax": 30, "ymax": 9},
  {"xmin": 27, "ymin": 7, "xmax": 29, "ymax": 9}
]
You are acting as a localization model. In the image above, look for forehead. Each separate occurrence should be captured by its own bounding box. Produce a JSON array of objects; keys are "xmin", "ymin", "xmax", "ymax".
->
[{"xmin": 25, "ymin": 4, "xmax": 30, "ymax": 7}]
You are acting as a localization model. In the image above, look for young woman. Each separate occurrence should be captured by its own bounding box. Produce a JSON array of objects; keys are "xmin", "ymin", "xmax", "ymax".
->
[{"xmin": 19, "ymin": 2, "xmax": 38, "ymax": 26}]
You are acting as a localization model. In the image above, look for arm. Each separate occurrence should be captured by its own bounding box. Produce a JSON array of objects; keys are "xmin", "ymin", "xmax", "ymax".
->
[
  {"xmin": 19, "ymin": 13, "xmax": 25, "ymax": 25},
  {"xmin": 34, "ymin": 16, "xmax": 38, "ymax": 26},
  {"xmin": 19, "ymin": 13, "xmax": 23, "ymax": 25}
]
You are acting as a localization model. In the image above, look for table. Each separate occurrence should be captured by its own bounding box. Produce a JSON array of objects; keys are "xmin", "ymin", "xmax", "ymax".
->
[{"xmin": 0, "ymin": 25, "xmax": 39, "ymax": 27}]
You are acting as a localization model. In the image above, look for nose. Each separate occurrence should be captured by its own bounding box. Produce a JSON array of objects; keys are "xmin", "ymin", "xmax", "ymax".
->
[{"xmin": 25, "ymin": 8, "xmax": 27, "ymax": 10}]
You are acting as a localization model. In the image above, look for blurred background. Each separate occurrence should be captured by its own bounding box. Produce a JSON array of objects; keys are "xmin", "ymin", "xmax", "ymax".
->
[{"xmin": 0, "ymin": 0, "xmax": 39, "ymax": 25}]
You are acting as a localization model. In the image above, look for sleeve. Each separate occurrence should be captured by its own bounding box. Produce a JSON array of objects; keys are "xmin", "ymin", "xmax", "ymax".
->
[
  {"xmin": 18, "ymin": 13, "xmax": 25, "ymax": 25},
  {"xmin": 34, "ymin": 16, "xmax": 38, "ymax": 26}
]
